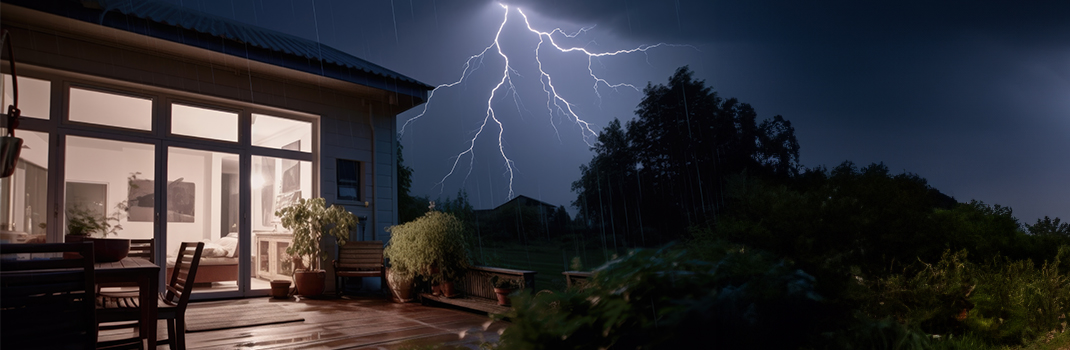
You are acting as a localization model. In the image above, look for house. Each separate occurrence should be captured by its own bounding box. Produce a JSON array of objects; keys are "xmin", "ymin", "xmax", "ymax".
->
[
  {"xmin": 473, "ymin": 195, "xmax": 569, "ymax": 242},
  {"xmin": 0, "ymin": 0, "xmax": 431, "ymax": 298},
  {"xmin": 475, "ymin": 195, "xmax": 560, "ymax": 217}
]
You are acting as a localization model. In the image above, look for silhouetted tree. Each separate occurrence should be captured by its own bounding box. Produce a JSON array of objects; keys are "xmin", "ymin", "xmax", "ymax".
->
[
  {"xmin": 757, "ymin": 115, "xmax": 801, "ymax": 178},
  {"xmin": 1028, "ymin": 216, "xmax": 1070, "ymax": 238},
  {"xmin": 572, "ymin": 118, "xmax": 639, "ymax": 248},
  {"xmin": 1024, "ymin": 216, "xmax": 1070, "ymax": 261},
  {"xmin": 548, "ymin": 205, "xmax": 571, "ymax": 239},
  {"xmin": 572, "ymin": 66, "xmax": 801, "ymax": 246},
  {"xmin": 397, "ymin": 143, "xmax": 426, "ymax": 224},
  {"xmin": 436, "ymin": 188, "xmax": 474, "ymax": 224}
]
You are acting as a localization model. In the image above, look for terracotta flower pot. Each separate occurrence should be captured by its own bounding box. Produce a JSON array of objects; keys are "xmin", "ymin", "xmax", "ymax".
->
[
  {"xmin": 441, "ymin": 281, "xmax": 460, "ymax": 298},
  {"xmin": 294, "ymin": 269, "xmax": 326, "ymax": 296},
  {"xmin": 387, "ymin": 269, "xmax": 414, "ymax": 303},
  {"xmin": 270, "ymin": 280, "xmax": 292, "ymax": 299},
  {"xmin": 493, "ymin": 287, "xmax": 514, "ymax": 306}
]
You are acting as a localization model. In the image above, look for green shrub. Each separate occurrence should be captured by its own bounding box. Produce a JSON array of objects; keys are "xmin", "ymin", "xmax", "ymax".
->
[
  {"xmin": 968, "ymin": 254, "xmax": 1069, "ymax": 344},
  {"xmin": 865, "ymin": 250, "xmax": 978, "ymax": 335},
  {"xmin": 866, "ymin": 249, "xmax": 1070, "ymax": 347},
  {"xmin": 490, "ymin": 244, "xmax": 834, "ymax": 349},
  {"xmin": 384, "ymin": 211, "xmax": 471, "ymax": 283}
]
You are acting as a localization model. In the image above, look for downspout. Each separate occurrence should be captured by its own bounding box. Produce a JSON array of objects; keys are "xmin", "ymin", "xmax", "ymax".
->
[{"xmin": 368, "ymin": 105, "xmax": 377, "ymax": 240}]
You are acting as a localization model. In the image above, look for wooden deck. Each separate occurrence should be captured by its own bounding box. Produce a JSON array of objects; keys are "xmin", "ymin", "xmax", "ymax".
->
[{"xmin": 99, "ymin": 295, "xmax": 510, "ymax": 349}]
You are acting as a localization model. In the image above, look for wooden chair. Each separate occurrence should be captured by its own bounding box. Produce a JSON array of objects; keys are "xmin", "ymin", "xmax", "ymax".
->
[
  {"xmin": 333, "ymin": 240, "xmax": 385, "ymax": 296},
  {"xmin": 1, "ymin": 242, "xmax": 97, "ymax": 350},
  {"xmin": 126, "ymin": 239, "xmax": 155, "ymax": 263},
  {"xmin": 97, "ymin": 242, "xmax": 204, "ymax": 350}
]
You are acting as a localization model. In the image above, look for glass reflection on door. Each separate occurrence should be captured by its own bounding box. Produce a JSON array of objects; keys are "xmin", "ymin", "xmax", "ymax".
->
[
  {"xmin": 0, "ymin": 131, "xmax": 49, "ymax": 243},
  {"xmin": 251, "ymin": 155, "xmax": 310, "ymax": 291},
  {"xmin": 166, "ymin": 147, "xmax": 239, "ymax": 293}
]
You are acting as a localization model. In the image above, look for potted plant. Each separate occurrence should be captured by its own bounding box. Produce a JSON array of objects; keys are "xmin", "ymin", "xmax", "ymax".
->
[
  {"xmin": 65, "ymin": 172, "xmax": 144, "ymax": 262},
  {"xmin": 383, "ymin": 216, "xmax": 422, "ymax": 302},
  {"xmin": 490, "ymin": 275, "xmax": 522, "ymax": 306},
  {"xmin": 384, "ymin": 264, "xmax": 416, "ymax": 303},
  {"xmin": 66, "ymin": 204, "xmax": 121, "ymax": 237},
  {"xmin": 384, "ymin": 210, "xmax": 470, "ymax": 300},
  {"xmin": 276, "ymin": 197, "xmax": 357, "ymax": 297},
  {"xmin": 65, "ymin": 203, "xmax": 130, "ymax": 262}
]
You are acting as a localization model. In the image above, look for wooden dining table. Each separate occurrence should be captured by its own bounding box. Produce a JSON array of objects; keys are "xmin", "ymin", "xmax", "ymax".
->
[{"xmin": 95, "ymin": 257, "xmax": 160, "ymax": 348}]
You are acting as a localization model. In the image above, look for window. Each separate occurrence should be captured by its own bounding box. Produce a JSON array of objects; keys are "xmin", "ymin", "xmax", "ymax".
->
[
  {"xmin": 0, "ymin": 130, "xmax": 49, "ymax": 243},
  {"xmin": 251, "ymin": 113, "xmax": 311, "ymax": 152},
  {"xmin": 2, "ymin": 74, "xmax": 50, "ymax": 120},
  {"xmin": 336, "ymin": 159, "xmax": 360, "ymax": 201},
  {"xmin": 64, "ymin": 136, "xmax": 155, "ymax": 239},
  {"xmin": 252, "ymin": 155, "xmax": 311, "ymax": 230},
  {"xmin": 69, "ymin": 88, "xmax": 152, "ymax": 131},
  {"xmin": 171, "ymin": 104, "xmax": 238, "ymax": 142}
]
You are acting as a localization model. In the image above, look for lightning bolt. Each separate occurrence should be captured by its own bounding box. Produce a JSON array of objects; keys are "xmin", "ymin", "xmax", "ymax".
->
[{"xmin": 399, "ymin": 4, "xmax": 691, "ymax": 200}]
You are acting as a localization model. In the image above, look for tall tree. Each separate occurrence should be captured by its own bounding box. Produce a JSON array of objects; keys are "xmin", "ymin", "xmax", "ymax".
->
[
  {"xmin": 572, "ymin": 118, "xmax": 639, "ymax": 248},
  {"xmin": 757, "ymin": 115, "xmax": 801, "ymax": 178},
  {"xmin": 396, "ymin": 143, "xmax": 425, "ymax": 224},
  {"xmin": 628, "ymin": 66, "xmax": 801, "ymax": 231},
  {"xmin": 572, "ymin": 66, "xmax": 802, "ymax": 245}
]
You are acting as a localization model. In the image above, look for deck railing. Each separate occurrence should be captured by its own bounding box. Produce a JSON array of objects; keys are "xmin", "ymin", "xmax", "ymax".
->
[{"xmin": 462, "ymin": 265, "xmax": 537, "ymax": 299}]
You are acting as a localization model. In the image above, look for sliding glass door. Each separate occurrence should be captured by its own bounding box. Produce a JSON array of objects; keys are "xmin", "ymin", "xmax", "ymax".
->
[{"xmin": 166, "ymin": 146, "xmax": 240, "ymax": 294}]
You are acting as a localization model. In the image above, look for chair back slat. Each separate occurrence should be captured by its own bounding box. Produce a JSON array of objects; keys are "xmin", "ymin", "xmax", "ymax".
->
[
  {"xmin": 127, "ymin": 238, "xmax": 155, "ymax": 263},
  {"xmin": 1, "ymin": 242, "xmax": 97, "ymax": 350},
  {"xmin": 333, "ymin": 240, "xmax": 385, "ymax": 296},
  {"xmin": 163, "ymin": 242, "xmax": 204, "ymax": 310},
  {"xmin": 336, "ymin": 241, "xmax": 384, "ymax": 268}
]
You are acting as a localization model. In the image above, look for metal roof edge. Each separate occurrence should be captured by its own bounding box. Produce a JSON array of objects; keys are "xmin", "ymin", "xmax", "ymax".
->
[{"xmin": 5, "ymin": 0, "xmax": 432, "ymax": 101}]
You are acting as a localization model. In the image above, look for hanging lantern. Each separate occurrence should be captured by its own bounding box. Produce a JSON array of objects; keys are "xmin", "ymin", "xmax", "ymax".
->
[{"xmin": 1, "ymin": 29, "xmax": 23, "ymax": 178}]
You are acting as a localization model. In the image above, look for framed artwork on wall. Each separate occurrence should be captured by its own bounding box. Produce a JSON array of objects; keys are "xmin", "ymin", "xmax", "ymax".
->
[
  {"xmin": 167, "ymin": 179, "xmax": 195, "ymax": 222},
  {"xmin": 280, "ymin": 140, "xmax": 300, "ymax": 194},
  {"xmin": 127, "ymin": 179, "xmax": 153, "ymax": 222},
  {"xmin": 127, "ymin": 178, "xmax": 195, "ymax": 222},
  {"xmin": 260, "ymin": 159, "xmax": 275, "ymax": 226}
]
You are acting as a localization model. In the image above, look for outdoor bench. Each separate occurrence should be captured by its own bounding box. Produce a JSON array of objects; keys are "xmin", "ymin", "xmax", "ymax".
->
[
  {"xmin": 562, "ymin": 270, "xmax": 593, "ymax": 288},
  {"xmin": 420, "ymin": 265, "xmax": 536, "ymax": 315},
  {"xmin": 334, "ymin": 241, "xmax": 385, "ymax": 296}
]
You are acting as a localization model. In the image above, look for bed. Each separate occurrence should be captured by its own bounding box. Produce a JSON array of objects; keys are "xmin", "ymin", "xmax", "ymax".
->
[{"xmin": 167, "ymin": 233, "xmax": 239, "ymax": 284}]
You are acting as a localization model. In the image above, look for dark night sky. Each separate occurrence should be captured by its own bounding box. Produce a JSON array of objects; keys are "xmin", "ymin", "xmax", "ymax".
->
[{"xmin": 162, "ymin": 0, "xmax": 1069, "ymax": 224}]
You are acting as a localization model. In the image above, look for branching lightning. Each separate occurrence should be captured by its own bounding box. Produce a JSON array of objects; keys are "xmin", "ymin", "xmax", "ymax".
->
[{"xmin": 399, "ymin": 4, "xmax": 689, "ymax": 200}]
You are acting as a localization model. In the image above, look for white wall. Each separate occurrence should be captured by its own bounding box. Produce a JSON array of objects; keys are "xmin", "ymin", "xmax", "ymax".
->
[
  {"xmin": 65, "ymin": 138, "xmax": 154, "ymax": 239},
  {"xmin": 165, "ymin": 149, "xmax": 211, "ymax": 254}
]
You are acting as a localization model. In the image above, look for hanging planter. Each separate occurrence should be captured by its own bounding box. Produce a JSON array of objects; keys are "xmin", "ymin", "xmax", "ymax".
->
[
  {"xmin": 0, "ymin": 30, "xmax": 23, "ymax": 178},
  {"xmin": 0, "ymin": 136, "xmax": 20, "ymax": 177}
]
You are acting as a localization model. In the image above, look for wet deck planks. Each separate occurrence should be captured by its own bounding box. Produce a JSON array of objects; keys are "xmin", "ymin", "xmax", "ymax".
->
[{"xmin": 98, "ymin": 295, "xmax": 509, "ymax": 349}]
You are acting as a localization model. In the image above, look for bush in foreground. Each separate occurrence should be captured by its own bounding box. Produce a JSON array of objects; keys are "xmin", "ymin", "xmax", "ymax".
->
[{"xmin": 488, "ymin": 244, "xmax": 863, "ymax": 349}]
